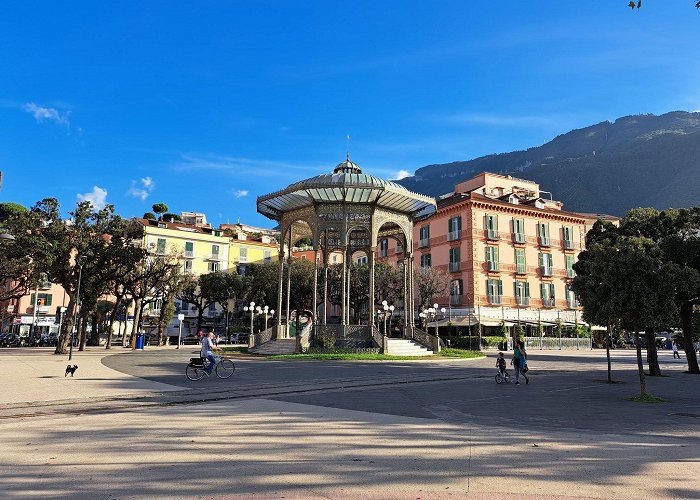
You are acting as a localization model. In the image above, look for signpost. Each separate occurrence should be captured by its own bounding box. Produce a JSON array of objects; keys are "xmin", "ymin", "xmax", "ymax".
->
[{"xmin": 177, "ymin": 313, "xmax": 185, "ymax": 349}]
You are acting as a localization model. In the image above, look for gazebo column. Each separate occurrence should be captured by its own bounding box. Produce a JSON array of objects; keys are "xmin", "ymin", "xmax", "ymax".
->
[
  {"xmin": 312, "ymin": 248, "xmax": 319, "ymax": 325},
  {"xmin": 407, "ymin": 250, "xmax": 415, "ymax": 329},
  {"xmin": 369, "ymin": 248, "xmax": 375, "ymax": 328},
  {"xmin": 323, "ymin": 259, "xmax": 328, "ymax": 325},
  {"xmin": 276, "ymin": 246, "xmax": 284, "ymax": 336},
  {"xmin": 340, "ymin": 246, "xmax": 347, "ymax": 326},
  {"xmin": 285, "ymin": 231, "xmax": 292, "ymax": 337},
  {"xmin": 402, "ymin": 256, "xmax": 408, "ymax": 331},
  {"xmin": 346, "ymin": 257, "xmax": 352, "ymax": 324}
]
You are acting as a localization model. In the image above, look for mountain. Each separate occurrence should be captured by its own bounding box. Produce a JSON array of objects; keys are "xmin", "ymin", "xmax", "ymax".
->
[{"xmin": 396, "ymin": 111, "xmax": 700, "ymax": 216}]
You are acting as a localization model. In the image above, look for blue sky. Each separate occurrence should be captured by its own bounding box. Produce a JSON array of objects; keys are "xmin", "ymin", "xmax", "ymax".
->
[{"xmin": 1, "ymin": 2, "xmax": 698, "ymax": 228}]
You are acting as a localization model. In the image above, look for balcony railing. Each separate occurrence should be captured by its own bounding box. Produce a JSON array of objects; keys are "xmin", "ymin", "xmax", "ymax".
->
[
  {"xmin": 449, "ymin": 262, "xmax": 461, "ymax": 273},
  {"xmin": 542, "ymin": 297, "xmax": 556, "ymax": 307},
  {"xmin": 238, "ymin": 256, "xmax": 248, "ymax": 263},
  {"xmin": 516, "ymin": 296, "xmax": 530, "ymax": 306},
  {"xmin": 183, "ymin": 250, "xmax": 194, "ymax": 258},
  {"xmin": 486, "ymin": 229, "xmax": 499, "ymax": 240},
  {"xmin": 207, "ymin": 253, "xmax": 221, "ymax": 261},
  {"xmin": 540, "ymin": 266, "xmax": 553, "ymax": 277},
  {"xmin": 513, "ymin": 233, "xmax": 526, "ymax": 244},
  {"xmin": 567, "ymin": 299, "xmax": 580, "ymax": 309},
  {"xmin": 448, "ymin": 230, "xmax": 460, "ymax": 241},
  {"xmin": 539, "ymin": 236, "xmax": 551, "ymax": 247},
  {"xmin": 566, "ymin": 269, "xmax": 575, "ymax": 278},
  {"xmin": 488, "ymin": 294, "xmax": 503, "ymax": 305},
  {"xmin": 563, "ymin": 240, "xmax": 574, "ymax": 250},
  {"xmin": 450, "ymin": 294, "xmax": 463, "ymax": 305},
  {"xmin": 486, "ymin": 261, "xmax": 499, "ymax": 272},
  {"xmin": 418, "ymin": 238, "xmax": 429, "ymax": 248},
  {"xmin": 516, "ymin": 265, "xmax": 527, "ymax": 275}
]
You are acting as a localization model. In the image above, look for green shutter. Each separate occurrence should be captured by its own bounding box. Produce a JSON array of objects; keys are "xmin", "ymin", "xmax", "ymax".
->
[
  {"xmin": 185, "ymin": 241, "xmax": 193, "ymax": 252},
  {"xmin": 525, "ymin": 282, "xmax": 530, "ymax": 298},
  {"xmin": 497, "ymin": 280, "xmax": 503, "ymax": 296},
  {"xmin": 448, "ymin": 218, "xmax": 453, "ymax": 233},
  {"xmin": 541, "ymin": 283, "xmax": 546, "ymax": 299},
  {"xmin": 46, "ymin": 294, "xmax": 52, "ymax": 306}
]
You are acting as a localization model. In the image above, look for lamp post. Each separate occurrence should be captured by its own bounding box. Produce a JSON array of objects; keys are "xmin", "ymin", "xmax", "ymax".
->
[
  {"xmin": 262, "ymin": 306, "xmax": 274, "ymax": 330},
  {"xmin": 382, "ymin": 300, "xmax": 389, "ymax": 335},
  {"xmin": 243, "ymin": 301, "xmax": 256, "ymax": 336},
  {"xmin": 177, "ymin": 313, "xmax": 185, "ymax": 349},
  {"xmin": 69, "ymin": 261, "xmax": 83, "ymax": 361},
  {"xmin": 388, "ymin": 305, "xmax": 395, "ymax": 336}
]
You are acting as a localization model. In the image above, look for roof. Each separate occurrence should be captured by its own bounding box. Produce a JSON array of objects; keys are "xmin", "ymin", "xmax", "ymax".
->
[
  {"xmin": 436, "ymin": 192, "xmax": 590, "ymax": 221},
  {"xmin": 257, "ymin": 159, "xmax": 436, "ymax": 220}
]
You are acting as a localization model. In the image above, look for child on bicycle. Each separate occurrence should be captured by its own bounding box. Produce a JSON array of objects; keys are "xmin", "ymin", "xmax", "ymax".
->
[{"xmin": 496, "ymin": 352, "xmax": 507, "ymax": 378}]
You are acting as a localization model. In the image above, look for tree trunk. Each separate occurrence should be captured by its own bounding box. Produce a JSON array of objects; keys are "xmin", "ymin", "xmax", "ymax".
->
[
  {"xmin": 634, "ymin": 328, "xmax": 648, "ymax": 398},
  {"xmin": 90, "ymin": 312, "xmax": 100, "ymax": 347},
  {"xmin": 105, "ymin": 297, "xmax": 121, "ymax": 350},
  {"xmin": 78, "ymin": 314, "xmax": 88, "ymax": 351},
  {"xmin": 680, "ymin": 302, "xmax": 700, "ymax": 374},
  {"xmin": 606, "ymin": 325, "xmax": 612, "ymax": 383},
  {"xmin": 55, "ymin": 293, "xmax": 76, "ymax": 354},
  {"xmin": 644, "ymin": 328, "xmax": 661, "ymax": 376},
  {"xmin": 130, "ymin": 298, "xmax": 142, "ymax": 348}
]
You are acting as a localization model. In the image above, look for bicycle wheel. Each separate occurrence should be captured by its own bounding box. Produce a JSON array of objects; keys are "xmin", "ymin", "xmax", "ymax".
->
[
  {"xmin": 186, "ymin": 364, "xmax": 205, "ymax": 381},
  {"xmin": 504, "ymin": 372, "xmax": 510, "ymax": 383},
  {"xmin": 215, "ymin": 358, "xmax": 235, "ymax": 379},
  {"xmin": 495, "ymin": 374, "xmax": 502, "ymax": 384}
]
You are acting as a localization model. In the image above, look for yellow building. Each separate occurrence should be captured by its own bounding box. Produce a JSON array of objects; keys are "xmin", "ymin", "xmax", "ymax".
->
[{"xmin": 220, "ymin": 222, "xmax": 279, "ymax": 272}]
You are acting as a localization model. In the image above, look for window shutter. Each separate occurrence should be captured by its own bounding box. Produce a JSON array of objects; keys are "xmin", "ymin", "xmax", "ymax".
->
[
  {"xmin": 525, "ymin": 282, "xmax": 530, "ymax": 297},
  {"xmin": 497, "ymin": 280, "xmax": 503, "ymax": 296}
]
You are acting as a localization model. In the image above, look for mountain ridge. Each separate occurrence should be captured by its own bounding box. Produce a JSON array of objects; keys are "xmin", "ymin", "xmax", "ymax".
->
[{"xmin": 396, "ymin": 111, "xmax": 700, "ymax": 216}]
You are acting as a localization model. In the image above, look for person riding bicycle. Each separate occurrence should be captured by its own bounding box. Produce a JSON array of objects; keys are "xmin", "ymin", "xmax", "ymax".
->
[{"xmin": 200, "ymin": 331, "xmax": 220, "ymax": 375}]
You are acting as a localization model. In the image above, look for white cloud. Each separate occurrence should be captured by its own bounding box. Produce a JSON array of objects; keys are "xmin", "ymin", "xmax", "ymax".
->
[
  {"xmin": 127, "ymin": 177, "xmax": 156, "ymax": 201},
  {"xmin": 232, "ymin": 189, "xmax": 248, "ymax": 198},
  {"xmin": 172, "ymin": 154, "xmax": 324, "ymax": 178},
  {"xmin": 77, "ymin": 186, "xmax": 108, "ymax": 210},
  {"xmin": 393, "ymin": 170, "xmax": 411, "ymax": 180},
  {"xmin": 23, "ymin": 102, "xmax": 71, "ymax": 127}
]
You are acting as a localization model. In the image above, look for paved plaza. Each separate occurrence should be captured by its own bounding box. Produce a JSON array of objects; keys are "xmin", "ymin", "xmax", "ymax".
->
[{"xmin": 0, "ymin": 346, "xmax": 698, "ymax": 499}]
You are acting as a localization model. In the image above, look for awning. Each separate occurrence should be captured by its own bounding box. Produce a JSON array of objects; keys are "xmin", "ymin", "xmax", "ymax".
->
[
  {"xmin": 477, "ymin": 319, "xmax": 517, "ymax": 327},
  {"xmin": 436, "ymin": 316, "xmax": 479, "ymax": 327}
]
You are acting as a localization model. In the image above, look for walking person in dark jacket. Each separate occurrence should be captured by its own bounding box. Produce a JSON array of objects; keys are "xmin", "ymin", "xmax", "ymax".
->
[{"xmin": 511, "ymin": 340, "xmax": 529, "ymax": 385}]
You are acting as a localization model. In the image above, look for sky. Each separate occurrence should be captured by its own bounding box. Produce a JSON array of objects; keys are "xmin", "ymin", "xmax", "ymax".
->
[{"xmin": 1, "ymin": 2, "xmax": 699, "ymax": 228}]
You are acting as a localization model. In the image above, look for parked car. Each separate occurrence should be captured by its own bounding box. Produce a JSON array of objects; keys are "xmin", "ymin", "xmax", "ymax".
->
[{"xmin": 3, "ymin": 334, "xmax": 27, "ymax": 347}]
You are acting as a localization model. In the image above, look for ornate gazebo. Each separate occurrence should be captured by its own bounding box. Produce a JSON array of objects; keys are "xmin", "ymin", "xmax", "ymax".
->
[{"xmin": 252, "ymin": 157, "xmax": 437, "ymax": 353}]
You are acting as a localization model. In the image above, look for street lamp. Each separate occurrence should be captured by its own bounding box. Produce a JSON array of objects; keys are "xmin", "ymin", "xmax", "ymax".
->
[
  {"xmin": 243, "ymin": 301, "xmax": 256, "ymax": 335},
  {"xmin": 262, "ymin": 306, "xmax": 274, "ymax": 330},
  {"xmin": 176, "ymin": 313, "xmax": 185, "ymax": 349},
  {"xmin": 388, "ymin": 304, "xmax": 395, "ymax": 336}
]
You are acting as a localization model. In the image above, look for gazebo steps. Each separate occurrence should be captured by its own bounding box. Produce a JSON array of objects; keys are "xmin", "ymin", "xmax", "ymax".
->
[
  {"xmin": 250, "ymin": 338, "xmax": 296, "ymax": 355},
  {"xmin": 385, "ymin": 338, "xmax": 434, "ymax": 356}
]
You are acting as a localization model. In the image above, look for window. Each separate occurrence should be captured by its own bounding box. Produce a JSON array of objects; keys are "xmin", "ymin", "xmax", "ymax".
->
[
  {"xmin": 514, "ymin": 281, "xmax": 530, "ymax": 306},
  {"xmin": 357, "ymin": 256, "xmax": 368, "ymax": 265},
  {"xmin": 332, "ymin": 255, "xmax": 338, "ymax": 263},
  {"xmin": 515, "ymin": 248, "xmax": 526, "ymax": 274},
  {"xmin": 449, "ymin": 247, "xmax": 460, "ymax": 272},
  {"xmin": 487, "ymin": 278, "xmax": 503, "ymax": 304},
  {"xmin": 208, "ymin": 261, "xmax": 220, "ymax": 272},
  {"xmin": 380, "ymin": 239, "xmax": 388, "ymax": 257},
  {"xmin": 264, "ymin": 250, "xmax": 272, "ymax": 263},
  {"xmin": 450, "ymin": 279, "xmax": 463, "ymax": 305},
  {"xmin": 32, "ymin": 293, "xmax": 53, "ymax": 306},
  {"xmin": 180, "ymin": 301, "xmax": 189, "ymax": 312},
  {"xmin": 211, "ymin": 244, "xmax": 220, "ymax": 256},
  {"xmin": 563, "ymin": 226, "xmax": 574, "ymax": 249},
  {"xmin": 485, "ymin": 214, "xmax": 499, "ymax": 240},
  {"xmin": 208, "ymin": 302, "xmax": 217, "ymax": 312},
  {"xmin": 566, "ymin": 285, "xmax": 579, "ymax": 308},
  {"xmin": 183, "ymin": 259, "xmax": 193, "ymax": 273},
  {"xmin": 184, "ymin": 241, "xmax": 194, "ymax": 258},
  {"xmin": 396, "ymin": 242, "xmax": 403, "ymax": 254},
  {"xmin": 513, "ymin": 218, "xmax": 525, "ymax": 243},
  {"xmin": 486, "ymin": 246, "xmax": 499, "ymax": 271},
  {"xmin": 239, "ymin": 247, "xmax": 248, "ymax": 263},
  {"xmin": 539, "ymin": 252, "xmax": 553, "ymax": 276},
  {"xmin": 448, "ymin": 216, "xmax": 461, "ymax": 241},
  {"xmin": 541, "ymin": 283, "xmax": 555, "ymax": 307},
  {"xmin": 566, "ymin": 255, "xmax": 575, "ymax": 278},
  {"xmin": 156, "ymin": 238, "xmax": 166, "ymax": 254},
  {"xmin": 538, "ymin": 222, "xmax": 550, "ymax": 246},
  {"xmin": 420, "ymin": 253, "xmax": 432, "ymax": 268},
  {"xmin": 419, "ymin": 226, "xmax": 430, "ymax": 247}
]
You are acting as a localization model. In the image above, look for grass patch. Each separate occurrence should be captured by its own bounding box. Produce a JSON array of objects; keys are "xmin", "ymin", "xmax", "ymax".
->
[
  {"xmin": 436, "ymin": 348, "xmax": 484, "ymax": 359},
  {"xmin": 626, "ymin": 394, "xmax": 667, "ymax": 403},
  {"xmin": 268, "ymin": 353, "xmax": 436, "ymax": 361},
  {"xmin": 220, "ymin": 346, "xmax": 251, "ymax": 355}
]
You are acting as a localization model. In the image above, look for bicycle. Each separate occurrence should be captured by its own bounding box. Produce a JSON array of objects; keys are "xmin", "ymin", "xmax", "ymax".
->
[
  {"xmin": 495, "ymin": 370, "xmax": 510, "ymax": 384},
  {"xmin": 186, "ymin": 356, "xmax": 235, "ymax": 381}
]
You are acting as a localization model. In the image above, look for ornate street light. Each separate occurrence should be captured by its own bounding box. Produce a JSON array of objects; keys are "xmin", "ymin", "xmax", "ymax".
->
[
  {"xmin": 243, "ymin": 301, "xmax": 256, "ymax": 335},
  {"xmin": 262, "ymin": 306, "xmax": 275, "ymax": 330}
]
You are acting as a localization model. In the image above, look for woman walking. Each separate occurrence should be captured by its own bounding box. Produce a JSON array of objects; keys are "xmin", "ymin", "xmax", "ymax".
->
[{"xmin": 511, "ymin": 340, "xmax": 530, "ymax": 385}]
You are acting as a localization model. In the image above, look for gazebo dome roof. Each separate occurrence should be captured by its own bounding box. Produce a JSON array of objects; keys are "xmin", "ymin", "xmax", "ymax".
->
[{"xmin": 257, "ymin": 158, "xmax": 436, "ymax": 221}]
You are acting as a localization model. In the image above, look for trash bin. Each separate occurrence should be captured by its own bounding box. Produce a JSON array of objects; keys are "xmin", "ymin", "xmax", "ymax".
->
[{"xmin": 135, "ymin": 333, "xmax": 145, "ymax": 350}]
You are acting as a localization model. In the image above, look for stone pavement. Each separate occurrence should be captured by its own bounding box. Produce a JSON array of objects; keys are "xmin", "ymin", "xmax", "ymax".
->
[{"xmin": 0, "ymin": 346, "xmax": 698, "ymax": 499}]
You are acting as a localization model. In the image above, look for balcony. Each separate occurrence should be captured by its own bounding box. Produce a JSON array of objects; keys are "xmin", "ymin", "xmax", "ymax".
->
[
  {"xmin": 488, "ymin": 294, "xmax": 503, "ymax": 305},
  {"xmin": 540, "ymin": 266, "xmax": 553, "ymax": 277},
  {"xmin": 486, "ymin": 229, "xmax": 499, "ymax": 240},
  {"xmin": 238, "ymin": 255, "xmax": 248, "ymax": 263},
  {"xmin": 486, "ymin": 261, "xmax": 499, "ymax": 272},
  {"xmin": 448, "ymin": 230, "xmax": 460, "ymax": 241},
  {"xmin": 513, "ymin": 233, "xmax": 525, "ymax": 244},
  {"xmin": 567, "ymin": 299, "xmax": 580, "ymax": 309},
  {"xmin": 566, "ymin": 269, "xmax": 576, "ymax": 278},
  {"xmin": 183, "ymin": 250, "xmax": 194, "ymax": 258},
  {"xmin": 539, "ymin": 236, "xmax": 550, "ymax": 247},
  {"xmin": 542, "ymin": 297, "xmax": 556, "ymax": 307},
  {"xmin": 207, "ymin": 253, "xmax": 222, "ymax": 261},
  {"xmin": 563, "ymin": 240, "xmax": 574, "ymax": 250},
  {"xmin": 516, "ymin": 296, "xmax": 530, "ymax": 306},
  {"xmin": 515, "ymin": 265, "xmax": 527, "ymax": 275},
  {"xmin": 449, "ymin": 262, "xmax": 461, "ymax": 273},
  {"xmin": 450, "ymin": 294, "xmax": 463, "ymax": 306},
  {"xmin": 418, "ymin": 238, "xmax": 429, "ymax": 248}
]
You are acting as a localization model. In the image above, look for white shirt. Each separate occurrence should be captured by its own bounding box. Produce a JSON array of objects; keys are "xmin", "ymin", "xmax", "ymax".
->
[{"xmin": 201, "ymin": 337, "xmax": 214, "ymax": 357}]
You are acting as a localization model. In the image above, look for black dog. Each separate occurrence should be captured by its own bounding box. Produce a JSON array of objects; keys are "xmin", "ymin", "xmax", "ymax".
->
[{"xmin": 65, "ymin": 365, "xmax": 78, "ymax": 377}]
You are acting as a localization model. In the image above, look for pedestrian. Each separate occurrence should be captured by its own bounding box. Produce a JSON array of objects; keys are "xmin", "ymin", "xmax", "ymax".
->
[
  {"xmin": 511, "ymin": 340, "xmax": 529, "ymax": 385},
  {"xmin": 672, "ymin": 341, "xmax": 681, "ymax": 359}
]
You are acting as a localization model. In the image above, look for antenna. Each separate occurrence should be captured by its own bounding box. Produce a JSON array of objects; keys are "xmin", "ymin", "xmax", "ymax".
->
[{"xmin": 346, "ymin": 134, "xmax": 351, "ymax": 161}]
